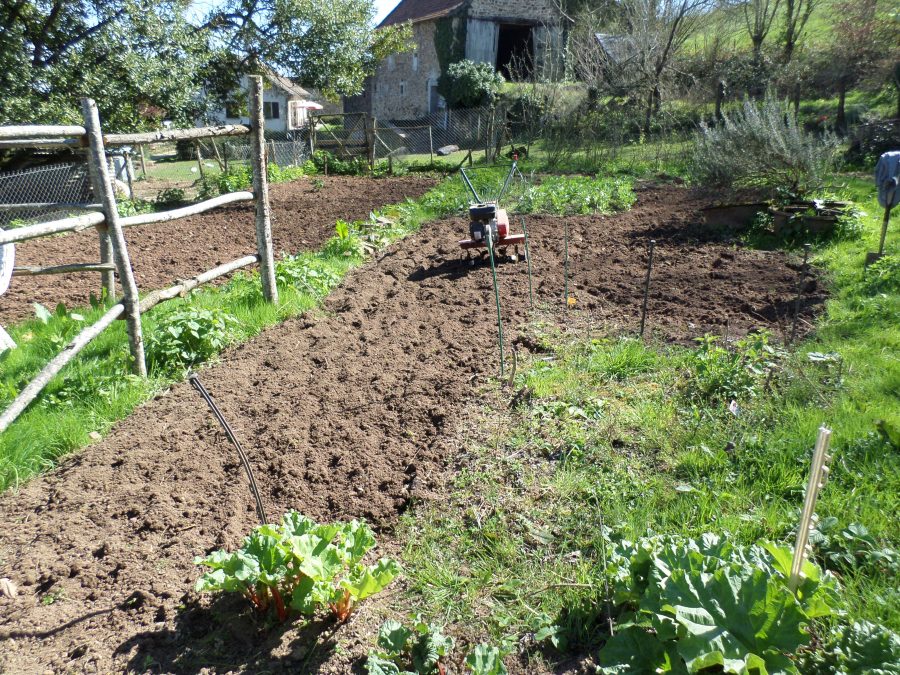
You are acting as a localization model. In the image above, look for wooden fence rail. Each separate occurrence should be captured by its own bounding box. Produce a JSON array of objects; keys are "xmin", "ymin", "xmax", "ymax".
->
[{"xmin": 0, "ymin": 77, "xmax": 277, "ymax": 433}]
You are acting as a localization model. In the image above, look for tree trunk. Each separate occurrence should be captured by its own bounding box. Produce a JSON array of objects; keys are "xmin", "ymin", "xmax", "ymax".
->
[
  {"xmin": 792, "ymin": 84, "xmax": 801, "ymax": 120},
  {"xmin": 715, "ymin": 80, "xmax": 726, "ymax": 122},
  {"xmin": 836, "ymin": 84, "xmax": 847, "ymax": 134}
]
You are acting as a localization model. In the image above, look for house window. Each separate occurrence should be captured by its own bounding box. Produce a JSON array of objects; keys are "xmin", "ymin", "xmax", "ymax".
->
[
  {"xmin": 399, "ymin": 81, "xmax": 406, "ymax": 96},
  {"xmin": 263, "ymin": 102, "xmax": 280, "ymax": 119},
  {"xmin": 412, "ymin": 51, "xmax": 419, "ymax": 72}
]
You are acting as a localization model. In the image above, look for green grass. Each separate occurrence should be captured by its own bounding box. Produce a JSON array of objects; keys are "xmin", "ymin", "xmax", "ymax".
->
[{"xmin": 395, "ymin": 173, "xmax": 899, "ymax": 667}]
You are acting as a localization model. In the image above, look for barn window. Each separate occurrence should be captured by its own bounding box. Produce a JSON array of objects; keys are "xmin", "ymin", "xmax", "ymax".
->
[
  {"xmin": 263, "ymin": 102, "xmax": 280, "ymax": 119},
  {"xmin": 399, "ymin": 81, "xmax": 406, "ymax": 96},
  {"xmin": 413, "ymin": 51, "xmax": 419, "ymax": 72}
]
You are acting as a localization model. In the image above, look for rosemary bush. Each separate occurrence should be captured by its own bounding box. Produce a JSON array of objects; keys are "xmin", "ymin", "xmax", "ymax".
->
[{"xmin": 692, "ymin": 97, "xmax": 840, "ymax": 198}]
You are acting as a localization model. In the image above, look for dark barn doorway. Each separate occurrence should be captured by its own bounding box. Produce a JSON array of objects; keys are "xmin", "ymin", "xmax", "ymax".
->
[{"xmin": 496, "ymin": 24, "xmax": 534, "ymax": 80}]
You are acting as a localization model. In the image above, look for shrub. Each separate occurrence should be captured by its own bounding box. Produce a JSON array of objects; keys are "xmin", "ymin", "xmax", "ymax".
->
[
  {"xmin": 438, "ymin": 59, "xmax": 504, "ymax": 109},
  {"xmin": 155, "ymin": 188, "xmax": 186, "ymax": 206},
  {"xmin": 195, "ymin": 512, "xmax": 400, "ymax": 623},
  {"xmin": 146, "ymin": 307, "xmax": 237, "ymax": 374},
  {"xmin": 692, "ymin": 97, "xmax": 840, "ymax": 198},
  {"xmin": 845, "ymin": 119, "xmax": 900, "ymax": 167}
]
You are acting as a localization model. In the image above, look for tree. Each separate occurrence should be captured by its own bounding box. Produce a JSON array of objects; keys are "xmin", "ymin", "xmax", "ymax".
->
[
  {"xmin": 201, "ymin": 0, "xmax": 412, "ymax": 98},
  {"xmin": 742, "ymin": 0, "xmax": 781, "ymax": 60},
  {"xmin": 818, "ymin": 0, "xmax": 900, "ymax": 132},
  {"xmin": 0, "ymin": 0, "xmax": 207, "ymax": 129},
  {"xmin": 781, "ymin": 0, "xmax": 818, "ymax": 63},
  {"xmin": 582, "ymin": 0, "xmax": 715, "ymax": 132}
]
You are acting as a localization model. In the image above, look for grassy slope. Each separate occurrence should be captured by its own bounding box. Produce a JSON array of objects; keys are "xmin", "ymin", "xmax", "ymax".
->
[{"xmin": 397, "ymin": 174, "xmax": 899, "ymax": 668}]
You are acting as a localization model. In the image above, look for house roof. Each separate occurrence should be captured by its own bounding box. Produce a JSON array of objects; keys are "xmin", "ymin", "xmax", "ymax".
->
[
  {"xmin": 379, "ymin": 0, "xmax": 464, "ymax": 27},
  {"xmin": 261, "ymin": 64, "xmax": 311, "ymax": 100}
]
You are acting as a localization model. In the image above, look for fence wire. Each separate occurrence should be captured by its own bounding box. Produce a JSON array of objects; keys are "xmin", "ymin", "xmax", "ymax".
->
[{"xmin": 0, "ymin": 163, "xmax": 93, "ymax": 227}]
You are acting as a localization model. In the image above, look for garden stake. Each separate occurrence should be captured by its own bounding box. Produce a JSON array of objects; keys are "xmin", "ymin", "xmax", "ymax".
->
[
  {"xmin": 520, "ymin": 216, "xmax": 534, "ymax": 309},
  {"xmin": 485, "ymin": 228, "xmax": 505, "ymax": 378},
  {"xmin": 789, "ymin": 425, "xmax": 832, "ymax": 594},
  {"xmin": 639, "ymin": 240, "xmax": 656, "ymax": 338},
  {"xmin": 564, "ymin": 221, "xmax": 570, "ymax": 308},
  {"xmin": 189, "ymin": 374, "xmax": 268, "ymax": 526},
  {"xmin": 789, "ymin": 243, "xmax": 811, "ymax": 345}
]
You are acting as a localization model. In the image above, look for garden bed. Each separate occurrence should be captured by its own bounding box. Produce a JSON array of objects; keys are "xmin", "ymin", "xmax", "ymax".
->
[
  {"xmin": 0, "ymin": 175, "xmax": 438, "ymax": 323},
  {"xmin": 0, "ymin": 184, "xmax": 826, "ymax": 673}
]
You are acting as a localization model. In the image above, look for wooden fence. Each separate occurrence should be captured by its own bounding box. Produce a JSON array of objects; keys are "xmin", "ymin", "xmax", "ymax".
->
[{"xmin": 0, "ymin": 76, "xmax": 278, "ymax": 433}]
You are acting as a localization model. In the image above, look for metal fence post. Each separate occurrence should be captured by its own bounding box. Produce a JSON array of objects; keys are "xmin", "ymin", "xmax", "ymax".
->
[
  {"xmin": 248, "ymin": 75, "xmax": 279, "ymax": 305},
  {"xmin": 81, "ymin": 97, "xmax": 147, "ymax": 377}
]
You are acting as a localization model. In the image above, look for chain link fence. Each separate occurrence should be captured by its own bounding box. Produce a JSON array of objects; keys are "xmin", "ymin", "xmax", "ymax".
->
[{"xmin": 0, "ymin": 162, "xmax": 93, "ymax": 228}]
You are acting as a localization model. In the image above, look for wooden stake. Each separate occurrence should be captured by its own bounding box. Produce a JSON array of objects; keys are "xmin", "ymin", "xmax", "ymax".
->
[
  {"xmin": 789, "ymin": 426, "xmax": 832, "ymax": 593},
  {"xmin": 194, "ymin": 141, "xmax": 205, "ymax": 179},
  {"xmin": 640, "ymin": 240, "xmax": 656, "ymax": 338},
  {"xmin": 248, "ymin": 76, "xmax": 279, "ymax": 304},
  {"xmin": 790, "ymin": 243, "xmax": 811, "ymax": 345},
  {"xmin": 138, "ymin": 144, "xmax": 147, "ymax": 179},
  {"xmin": 82, "ymin": 97, "xmax": 147, "ymax": 376}
]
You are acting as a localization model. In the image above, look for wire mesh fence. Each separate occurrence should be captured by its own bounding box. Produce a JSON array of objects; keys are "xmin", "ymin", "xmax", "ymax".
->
[{"xmin": 0, "ymin": 162, "xmax": 93, "ymax": 228}]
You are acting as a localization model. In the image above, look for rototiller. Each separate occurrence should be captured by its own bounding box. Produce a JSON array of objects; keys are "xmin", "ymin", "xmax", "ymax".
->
[{"xmin": 458, "ymin": 161, "xmax": 525, "ymax": 264}]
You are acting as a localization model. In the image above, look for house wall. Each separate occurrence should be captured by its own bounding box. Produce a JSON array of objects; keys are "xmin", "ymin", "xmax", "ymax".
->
[
  {"xmin": 370, "ymin": 20, "xmax": 443, "ymax": 120},
  {"xmin": 207, "ymin": 76, "xmax": 308, "ymax": 133}
]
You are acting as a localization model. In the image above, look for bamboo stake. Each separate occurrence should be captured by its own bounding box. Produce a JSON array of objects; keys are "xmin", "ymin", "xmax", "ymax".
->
[
  {"xmin": 82, "ymin": 97, "xmax": 146, "ymax": 377},
  {"xmin": 0, "ymin": 303, "xmax": 125, "ymax": 433},
  {"xmin": 248, "ymin": 76, "xmax": 278, "ymax": 304},
  {"xmin": 789, "ymin": 426, "xmax": 833, "ymax": 593}
]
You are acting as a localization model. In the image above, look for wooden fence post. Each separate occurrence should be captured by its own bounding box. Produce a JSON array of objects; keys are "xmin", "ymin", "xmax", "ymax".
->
[
  {"xmin": 138, "ymin": 144, "xmax": 147, "ymax": 179},
  {"xmin": 123, "ymin": 150, "xmax": 136, "ymax": 197},
  {"xmin": 248, "ymin": 76, "xmax": 279, "ymax": 304},
  {"xmin": 81, "ymin": 98, "xmax": 147, "ymax": 377},
  {"xmin": 97, "ymin": 226, "xmax": 115, "ymax": 300}
]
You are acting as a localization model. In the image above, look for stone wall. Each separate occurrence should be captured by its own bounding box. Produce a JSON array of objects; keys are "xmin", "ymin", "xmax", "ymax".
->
[{"xmin": 371, "ymin": 21, "xmax": 443, "ymax": 120}]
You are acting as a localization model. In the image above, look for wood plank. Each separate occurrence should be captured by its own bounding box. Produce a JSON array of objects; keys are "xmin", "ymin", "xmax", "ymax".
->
[
  {"xmin": 0, "ymin": 125, "xmax": 86, "ymax": 140},
  {"xmin": 0, "ymin": 212, "xmax": 106, "ymax": 245},
  {"xmin": 12, "ymin": 262, "xmax": 115, "ymax": 277},
  {"xmin": 119, "ymin": 192, "xmax": 253, "ymax": 228}
]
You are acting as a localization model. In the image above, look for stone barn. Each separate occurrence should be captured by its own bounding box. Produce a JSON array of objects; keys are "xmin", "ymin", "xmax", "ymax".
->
[{"xmin": 346, "ymin": 0, "xmax": 565, "ymax": 120}]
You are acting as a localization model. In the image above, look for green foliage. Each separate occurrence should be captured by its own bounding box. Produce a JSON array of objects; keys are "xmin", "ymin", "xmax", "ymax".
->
[
  {"xmin": 433, "ymin": 17, "xmax": 466, "ymax": 72},
  {"xmin": 519, "ymin": 176, "xmax": 636, "ymax": 216},
  {"xmin": 801, "ymin": 620, "xmax": 900, "ymax": 675},
  {"xmin": 809, "ymin": 517, "xmax": 900, "ymax": 575},
  {"xmin": 692, "ymin": 98, "xmax": 840, "ymax": 197},
  {"xmin": 598, "ymin": 533, "xmax": 838, "ymax": 674},
  {"xmin": 680, "ymin": 332, "xmax": 782, "ymax": 407},
  {"xmin": 155, "ymin": 188, "xmax": 186, "ymax": 206},
  {"xmin": 117, "ymin": 199, "xmax": 155, "ymax": 217},
  {"xmin": 199, "ymin": 162, "xmax": 306, "ymax": 198},
  {"xmin": 861, "ymin": 255, "xmax": 900, "ymax": 295},
  {"xmin": 0, "ymin": 1, "xmax": 207, "ymax": 130},
  {"xmin": 275, "ymin": 254, "xmax": 342, "ymax": 296},
  {"xmin": 146, "ymin": 307, "xmax": 237, "ymax": 374},
  {"xmin": 195, "ymin": 512, "xmax": 400, "ymax": 622},
  {"xmin": 465, "ymin": 644, "xmax": 509, "ymax": 675},
  {"xmin": 366, "ymin": 617, "xmax": 455, "ymax": 675},
  {"xmin": 310, "ymin": 150, "xmax": 371, "ymax": 176},
  {"xmin": 438, "ymin": 60, "xmax": 505, "ymax": 110}
]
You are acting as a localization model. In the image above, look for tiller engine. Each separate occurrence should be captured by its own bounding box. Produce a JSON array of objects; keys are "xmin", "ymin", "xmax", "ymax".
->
[{"xmin": 459, "ymin": 162, "xmax": 525, "ymax": 263}]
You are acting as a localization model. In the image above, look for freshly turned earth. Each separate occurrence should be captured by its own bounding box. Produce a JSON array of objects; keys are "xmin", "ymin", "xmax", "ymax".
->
[
  {"xmin": 0, "ymin": 182, "xmax": 825, "ymax": 673},
  {"xmin": 0, "ymin": 175, "xmax": 438, "ymax": 323}
]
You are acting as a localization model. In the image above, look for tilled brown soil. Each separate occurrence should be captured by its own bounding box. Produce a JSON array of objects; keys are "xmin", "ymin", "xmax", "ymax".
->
[
  {"xmin": 0, "ymin": 175, "xmax": 437, "ymax": 323},
  {"xmin": 0, "ymin": 185, "xmax": 825, "ymax": 674}
]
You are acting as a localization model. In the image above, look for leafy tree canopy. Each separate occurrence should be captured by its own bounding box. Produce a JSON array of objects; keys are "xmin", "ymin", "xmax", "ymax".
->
[{"xmin": 438, "ymin": 59, "xmax": 505, "ymax": 109}]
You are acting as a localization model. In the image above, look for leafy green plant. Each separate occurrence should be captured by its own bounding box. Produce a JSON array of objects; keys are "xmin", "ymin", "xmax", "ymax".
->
[
  {"xmin": 681, "ymin": 332, "xmax": 781, "ymax": 407},
  {"xmin": 861, "ymin": 255, "xmax": 900, "ymax": 295},
  {"xmin": 146, "ymin": 307, "xmax": 237, "ymax": 374},
  {"xmin": 275, "ymin": 254, "xmax": 341, "ymax": 296},
  {"xmin": 438, "ymin": 59, "xmax": 504, "ymax": 109},
  {"xmin": 322, "ymin": 219, "xmax": 367, "ymax": 258},
  {"xmin": 598, "ymin": 533, "xmax": 839, "ymax": 674},
  {"xmin": 195, "ymin": 511, "xmax": 400, "ymax": 623},
  {"xmin": 809, "ymin": 517, "xmax": 900, "ymax": 575},
  {"xmin": 519, "ymin": 176, "xmax": 635, "ymax": 216},
  {"xmin": 800, "ymin": 619, "xmax": 900, "ymax": 675},
  {"xmin": 465, "ymin": 644, "xmax": 510, "ymax": 675},
  {"xmin": 310, "ymin": 150, "xmax": 370, "ymax": 176},
  {"xmin": 117, "ymin": 198, "xmax": 155, "ymax": 216},
  {"xmin": 155, "ymin": 187, "xmax": 186, "ymax": 206},
  {"xmin": 366, "ymin": 617, "xmax": 455, "ymax": 675}
]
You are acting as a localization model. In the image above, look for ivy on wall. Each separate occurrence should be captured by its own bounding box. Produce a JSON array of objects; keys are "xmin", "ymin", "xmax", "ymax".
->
[{"xmin": 434, "ymin": 14, "xmax": 467, "ymax": 72}]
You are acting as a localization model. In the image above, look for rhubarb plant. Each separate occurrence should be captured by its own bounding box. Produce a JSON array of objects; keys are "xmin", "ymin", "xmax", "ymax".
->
[
  {"xmin": 366, "ymin": 616, "xmax": 455, "ymax": 675},
  {"xmin": 195, "ymin": 512, "xmax": 400, "ymax": 622},
  {"xmin": 597, "ymin": 533, "xmax": 839, "ymax": 674}
]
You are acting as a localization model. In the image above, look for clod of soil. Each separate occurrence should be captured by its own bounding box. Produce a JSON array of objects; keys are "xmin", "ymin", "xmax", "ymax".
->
[{"xmin": 0, "ymin": 183, "xmax": 825, "ymax": 673}]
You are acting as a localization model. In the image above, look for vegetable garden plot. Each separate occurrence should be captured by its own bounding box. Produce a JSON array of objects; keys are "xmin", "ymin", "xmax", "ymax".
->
[
  {"xmin": 0, "ymin": 175, "xmax": 437, "ymax": 324},
  {"xmin": 0, "ymin": 185, "xmax": 825, "ymax": 673}
]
